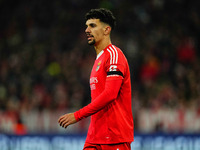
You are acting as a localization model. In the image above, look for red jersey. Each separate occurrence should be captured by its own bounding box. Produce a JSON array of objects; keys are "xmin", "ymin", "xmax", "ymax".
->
[{"xmin": 74, "ymin": 44, "xmax": 134, "ymax": 144}]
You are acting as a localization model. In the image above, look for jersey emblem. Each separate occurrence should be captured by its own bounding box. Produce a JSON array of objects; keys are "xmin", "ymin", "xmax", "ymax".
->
[{"xmin": 96, "ymin": 61, "xmax": 101, "ymax": 71}]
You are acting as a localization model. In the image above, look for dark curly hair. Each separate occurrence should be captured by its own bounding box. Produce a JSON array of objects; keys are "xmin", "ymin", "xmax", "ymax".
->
[{"xmin": 85, "ymin": 8, "xmax": 116, "ymax": 30}]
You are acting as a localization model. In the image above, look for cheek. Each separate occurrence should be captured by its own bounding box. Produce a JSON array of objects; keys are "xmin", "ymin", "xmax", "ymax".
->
[{"xmin": 94, "ymin": 30, "xmax": 104, "ymax": 39}]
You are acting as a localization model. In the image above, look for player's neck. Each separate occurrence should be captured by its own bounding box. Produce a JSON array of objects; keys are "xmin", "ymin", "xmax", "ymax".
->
[{"xmin": 94, "ymin": 38, "xmax": 111, "ymax": 56}]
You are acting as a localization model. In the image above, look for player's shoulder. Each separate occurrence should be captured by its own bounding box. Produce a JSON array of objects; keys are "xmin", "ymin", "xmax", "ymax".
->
[
  {"xmin": 104, "ymin": 44, "xmax": 126, "ymax": 62},
  {"xmin": 105, "ymin": 44, "xmax": 121, "ymax": 53},
  {"xmin": 104, "ymin": 44, "xmax": 123, "ymax": 57}
]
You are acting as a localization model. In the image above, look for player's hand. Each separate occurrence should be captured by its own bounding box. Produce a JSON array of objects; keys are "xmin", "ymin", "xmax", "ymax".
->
[{"xmin": 58, "ymin": 113, "xmax": 77, "ymax": 128}]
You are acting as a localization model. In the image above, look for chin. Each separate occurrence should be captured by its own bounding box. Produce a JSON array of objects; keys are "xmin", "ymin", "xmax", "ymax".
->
[{"xmin": 88, "ymin": 40, "xmax": 96, "ymax": 46}]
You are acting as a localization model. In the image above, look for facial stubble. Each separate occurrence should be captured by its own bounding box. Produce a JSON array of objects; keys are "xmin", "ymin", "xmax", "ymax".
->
[{"xmin": 88, "ymin": 39, "xmax": 96, "ymax": 46}]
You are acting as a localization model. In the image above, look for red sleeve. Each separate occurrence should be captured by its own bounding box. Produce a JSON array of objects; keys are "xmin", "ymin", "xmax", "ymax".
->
[{"xmin": 74, "ymin": 78, "xmax": 122, "ymax": 121}]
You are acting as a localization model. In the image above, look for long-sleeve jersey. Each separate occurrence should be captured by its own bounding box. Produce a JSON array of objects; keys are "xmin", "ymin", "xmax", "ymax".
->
[{"xmin": 74, "ymin": 44, "xmax": 134, "ymax": 144}]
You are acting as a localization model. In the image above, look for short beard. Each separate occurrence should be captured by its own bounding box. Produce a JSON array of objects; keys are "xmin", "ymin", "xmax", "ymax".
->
[{"xmin": 88, "ymin": 39, "xmax": 96, "ymax": 46}]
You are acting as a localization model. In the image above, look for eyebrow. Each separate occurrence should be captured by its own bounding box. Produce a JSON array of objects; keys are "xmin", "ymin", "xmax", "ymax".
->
[{"xmin": 86, "ymin": 22, "xmax": 97, "ymax": 27}]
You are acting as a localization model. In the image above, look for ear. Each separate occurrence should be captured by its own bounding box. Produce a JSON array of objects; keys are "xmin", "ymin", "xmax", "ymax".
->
[{"xmin": 104, "ymin": 26, "xmax": 111, "ymax": 35}]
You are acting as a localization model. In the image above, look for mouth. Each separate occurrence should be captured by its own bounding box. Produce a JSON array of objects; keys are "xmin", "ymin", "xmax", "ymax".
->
[{"xmin": 86, "ymin": 34, "xmax": 94, "ymax": 41}]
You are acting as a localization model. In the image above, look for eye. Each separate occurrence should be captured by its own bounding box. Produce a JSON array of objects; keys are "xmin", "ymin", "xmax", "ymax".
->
[{"xmin": 90, "ymin": 23, "xmax": 96, "ymax": 28}]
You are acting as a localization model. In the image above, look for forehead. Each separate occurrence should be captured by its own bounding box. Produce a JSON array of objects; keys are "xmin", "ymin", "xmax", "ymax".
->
[{"xmin": 86, "ymin": 19, "xmax": 101, "ymax": 25}]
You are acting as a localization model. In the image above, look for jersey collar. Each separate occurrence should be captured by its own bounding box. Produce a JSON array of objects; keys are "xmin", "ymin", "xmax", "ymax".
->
[{"xmin": 96, "ymin": 50, "xmax": 104, "ymax": 60}]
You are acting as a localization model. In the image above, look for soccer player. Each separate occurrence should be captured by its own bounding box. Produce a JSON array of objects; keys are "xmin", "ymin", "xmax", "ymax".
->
[{"xmin": 58, "ymin": 8, "xmax": 134, "ymax": 150}]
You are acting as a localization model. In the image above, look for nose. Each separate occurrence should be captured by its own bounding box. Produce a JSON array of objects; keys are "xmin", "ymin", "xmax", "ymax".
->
[{"xmin": 85, "ymin": 26, "xmax": 90, "ymax": 33}]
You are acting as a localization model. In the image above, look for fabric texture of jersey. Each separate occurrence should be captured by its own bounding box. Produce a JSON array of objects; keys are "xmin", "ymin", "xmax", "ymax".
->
[{"xmin": 74, "ymin": 44, "xmax": 134, "ymax": 144}]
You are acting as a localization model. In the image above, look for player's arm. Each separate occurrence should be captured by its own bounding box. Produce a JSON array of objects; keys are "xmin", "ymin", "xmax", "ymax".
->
[
  {"xmin": 58, "ymin": 76, "xmax": 122, "ymax": 128},
  {"xmin": 74, "ymin": 74, "xmax": 123, "ymax": 121}
]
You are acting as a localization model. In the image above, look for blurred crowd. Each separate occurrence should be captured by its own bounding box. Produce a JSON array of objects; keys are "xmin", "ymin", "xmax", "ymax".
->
[{"xmin": 0, "ymin": 0, "xmax": 200, "ymax": 134}]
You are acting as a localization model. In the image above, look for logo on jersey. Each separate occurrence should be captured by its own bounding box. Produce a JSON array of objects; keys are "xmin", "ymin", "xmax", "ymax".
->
[
  {"xmin": 109, "ymin": 65, "xmax": 117, "ymax": 71},
  {"xmin": 96, "ymin": 61, "xmax": 101, "ymax": 71}
]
